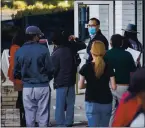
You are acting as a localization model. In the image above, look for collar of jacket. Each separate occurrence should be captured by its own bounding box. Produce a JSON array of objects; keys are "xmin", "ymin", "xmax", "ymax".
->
[
  {"xmin": 97, "ymin": 29, "xmax": 102, "ymax": 35},
  {"xmin": 23, "ymin": 41, "xmax": 38, "ymax": 46},
  {"xmin": 53, "ymin": 45, "xmax": 66, "ymax": 52}
]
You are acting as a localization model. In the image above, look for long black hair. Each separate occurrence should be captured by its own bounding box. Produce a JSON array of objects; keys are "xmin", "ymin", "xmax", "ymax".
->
[
  {"xmin": 124, "ymin": 31, "xmax": 142, "ymax": 51},
  {"xmin": 12, "ymin": 28, "xmax": 26, "ymax": 47},
  {"xmin": 51, "ymin": 29, "xmax": 70, "ymax": 46}
]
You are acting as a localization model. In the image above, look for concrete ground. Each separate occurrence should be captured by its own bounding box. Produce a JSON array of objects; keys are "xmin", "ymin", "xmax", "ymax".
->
[{"xmin": 49, "ymin": 81, "xmax": 87, "ymax": 127}]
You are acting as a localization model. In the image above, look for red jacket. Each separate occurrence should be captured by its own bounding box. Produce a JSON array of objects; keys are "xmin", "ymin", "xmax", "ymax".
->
[
  {"xmin": 8, "ymin": 44, "xmax": 22, "ymax": 90},
  {"xmin": 112, "ymin": 91, "xmax": 142, "ymax": 127}
]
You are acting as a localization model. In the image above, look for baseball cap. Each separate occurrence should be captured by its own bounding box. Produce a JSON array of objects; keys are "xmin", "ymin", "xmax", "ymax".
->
[{"xmin": 25, "ymin": 26, "xmax": 44, "ymax": 37}]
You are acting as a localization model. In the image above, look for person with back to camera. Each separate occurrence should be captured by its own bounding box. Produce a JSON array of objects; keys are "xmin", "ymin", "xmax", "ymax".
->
[
  {"xmin": 51, "ymin": 29, "xmax": 86, "ymax": 127},
  {"xmin": 112, "ymin": 67, "xmax": 145, "ymax": 127},
  {"xmin": 13, "ymin": 26, "xmax": 54, "ymax": 127},
  {"xmin": 79, "ymin": 40, "xmax": 116, "ymax": 127},
  {"xmin": 122, "ymin": 24, "xmax": 143, "ymax": 68},
  {"xmin": 104, "ymin": 34, "xmax": 137, "ymax": 126}
]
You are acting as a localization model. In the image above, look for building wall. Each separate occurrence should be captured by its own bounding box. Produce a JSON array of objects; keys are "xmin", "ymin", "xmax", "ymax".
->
[
  {"xmin": 115, "ymin": 0, "xmax": 142, "ymax": 43},
  {"xmin": 137, "ymin": 0, "xmax": 142, "ymax": 43},
  {"xmin": 115, "ymin": 0, "xmax": 143, "ymax": 65},
  {"xmin": 122, "ymin": 1, "xmax": 135, "ymax": 28},
  {"xmin": 115, "ymin": 1, "xmax": 135, "ymax": 34},
  {"xmin": 89, "ymin": 5, "xmax": 109, "ymax": 41},
  {"xmin": 115, "ymin": 1, "xmax": 123, "ymax": 34},
  {"xmin": 77, "ymin": 0, "xmax": 144, "ymax": 66},
  {"xmin": 88, "ymin": 0, "xmax": 143, "ymax": 43}
]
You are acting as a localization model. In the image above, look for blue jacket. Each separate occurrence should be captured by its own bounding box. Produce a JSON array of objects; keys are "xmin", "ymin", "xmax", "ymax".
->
[{"xmin": 14, "ymin": 41, "xmax": 54, "ymax": 87}]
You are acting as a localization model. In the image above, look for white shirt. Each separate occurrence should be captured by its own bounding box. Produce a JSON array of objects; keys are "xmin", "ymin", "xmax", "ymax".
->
[
  {"xmin": 130, "ymin": 113, "xmax": 145, "ymax": 127},
  {"xmin": 90, "ymin": 34, "xmax": 96, "ymax": 40}
]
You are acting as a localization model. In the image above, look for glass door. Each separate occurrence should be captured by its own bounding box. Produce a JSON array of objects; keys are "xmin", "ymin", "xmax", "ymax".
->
[
  {"xmin": 74, "ymin": 1, "xmax": 114, "ymax": 43},
  {"xmin": 74, "ymin": 1, "xmax": 114, "ymax": 68}
]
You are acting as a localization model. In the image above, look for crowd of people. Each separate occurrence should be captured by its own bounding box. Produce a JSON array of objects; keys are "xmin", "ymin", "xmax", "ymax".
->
[{"xmin": 6, "ymin": 17, "xmax": 145, "ymax": 127}]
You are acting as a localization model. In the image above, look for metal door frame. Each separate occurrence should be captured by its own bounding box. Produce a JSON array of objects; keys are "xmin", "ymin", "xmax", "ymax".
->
[{"xmin": 74, "ymin": 1, "xmax": 114, "ymax": 39}]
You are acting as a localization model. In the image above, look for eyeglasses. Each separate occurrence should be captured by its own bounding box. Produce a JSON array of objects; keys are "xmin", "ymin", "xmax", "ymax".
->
[{"xmin": 87, "ymin": 24, "xmax": 98, "ymax": 28}]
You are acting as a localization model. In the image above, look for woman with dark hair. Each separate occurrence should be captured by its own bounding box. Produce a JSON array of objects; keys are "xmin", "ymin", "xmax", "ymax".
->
[
  {"xmin": 51, "ymin": 30, "xmax": 86, "ymax": 127},
  {"xmin": 8, "ymin": 28, "xmax": 26, "ymax": 127},
  {"xmin": 104, "ymin": 34, "xmax": 137, "ymax": 126},
  {"xmin": 51, "ymin": 30, "xmax": 76, "ymax": 127},
  {"xmin": 112, "ymin": 67, "xmax": 145, "ymax": 127},
  {"xmin": 122, "ymin": 24, "xmax": 143, "ymax": 67}
]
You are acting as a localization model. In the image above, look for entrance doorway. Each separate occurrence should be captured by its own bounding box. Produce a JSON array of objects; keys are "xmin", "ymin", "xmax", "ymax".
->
[
  {"xmin": 74, "ymin": 1, "xmax": 114, "ymax": 68},
  {"xmin": 74, "ymin": 1, "xmax": 114, "ymax": 46}
]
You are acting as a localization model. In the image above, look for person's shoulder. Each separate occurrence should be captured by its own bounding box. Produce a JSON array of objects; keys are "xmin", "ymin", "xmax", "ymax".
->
[
  {"xmin": 83, "ymin": 62, "xmax": 92, "ymax": 69},
  {"xmin": 36, "ymin": 43, "xmax": 47, "ymax": 48},
  {"xmin": 61, "ymin": 46, "xmax": 72, "ymax": 54},
  {"xmin": 10, "ymin": 44, "xmax": 20, "ymax": 54},
  {"xmin": 15, "ymin": 47, "xmax": 22, "ymax": 56},
  {"xmin": 107, "ymin": 48, "xmax": 113, "ymax": 53},
  {"xmin": 105, "ymin": 49, "xmax": 114, "ymax": 56},
  {"xmin": 36, "ymin": 43, "xmax": 49, "ymax": 52},
  {"xmin": 98, "ymin": 32, "xmax": 108, "ymax": 40},
  {"xmin": 79, "ymin": 63, "xmax": 89, "ymax": 74},
  {"xmin": 10, "ymin": 44, "xmax": 20, "ymax": 50},
  {"xmin": 123, "ymin": 50, "xmax": 133, "ymax": 58},
  {"xmin": 94, "ymin": 33, "xmax": 108, "ymax": 43},
  {"xmin": 52, "ymin": 46, "xmax": 66, "ymax": 56},
  {"xmin": 101, "ymin": 33, "xmax": 107, "ymax": 39}
]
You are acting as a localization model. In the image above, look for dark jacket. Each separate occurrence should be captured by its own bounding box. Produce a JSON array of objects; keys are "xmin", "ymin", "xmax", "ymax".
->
[
  {"xmin": 51, "ymin": 46, "xmax": 75, "ymax": 89},
  {"xmin": 14, "ymin": 42, "xmax": 54, "ymax": 87},
  {"xmin": 123, "ymin": 38, "xmax": 143, "ymax": 68},
  {"xmin": 68, "ymin": 38, "xmax": 87, "ymax": 53},
  {"xmin": 86, "ymin": 30, "xmax": 109, "ymax": 63},
  {"xmin": 52, "ymin": 39, "xmax": 86, "ymax": 89},
  {"xmin": 123, "ymin": 38, "xmax": 143, "ymax": 52}
]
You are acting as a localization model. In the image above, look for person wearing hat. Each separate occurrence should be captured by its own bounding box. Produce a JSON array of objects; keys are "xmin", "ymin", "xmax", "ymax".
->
[
  {"xmin": 122, "ymin": 23, "xmax": 143, "ymax": 67},
  {"xmin": 13, "ymin": 26, "xmax": 54, "ymax": 127},
  {"xmin": 112, "ymin": 67, "xmax": 145, "ymax": 127}
]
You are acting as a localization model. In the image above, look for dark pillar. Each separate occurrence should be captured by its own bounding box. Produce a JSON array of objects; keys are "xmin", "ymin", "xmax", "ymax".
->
[
  {"xmin": 135, "ymin": 0, "xmax": 137, "ymax": 26},
  {"xmin": 143, "ymin": 0, "xmax": 145, "ymax": 66},
  {"xmin": 79, "ymin": 7, "xmax": 87, "ymax": 40}
]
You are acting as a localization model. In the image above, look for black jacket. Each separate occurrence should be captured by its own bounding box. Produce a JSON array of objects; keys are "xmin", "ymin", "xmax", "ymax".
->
[
  {"xmin": 123, "ymin": 38, "xmax": 143, "ymax": 52},
  {"xmin": 51, "ymin": 39, "xmax": 86, "ymax": 89},
  {"xmin": 51, "ymin": 46, "xmax": 74, "ymax": 89},
  {"xmin": 86, "ymin": 30, "xmax": 109, "ymax": 63}
]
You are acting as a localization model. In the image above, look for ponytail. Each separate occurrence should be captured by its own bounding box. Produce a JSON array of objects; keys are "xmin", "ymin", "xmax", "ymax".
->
[
  {"xmin": 94, "ymin": 56, "xmax": 105, "ymax": 78},
  {"xmin": 91, "ymin": 40, "xmax": 106, "ymax": 78}
]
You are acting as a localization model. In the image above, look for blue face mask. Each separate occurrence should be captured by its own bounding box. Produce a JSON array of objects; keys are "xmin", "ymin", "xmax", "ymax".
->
[{"xmin": 88, "ymin": 27, "xmax": 97, "ymax": 36}]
